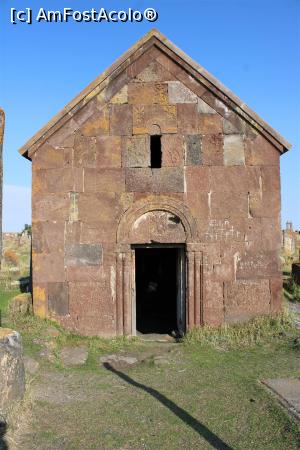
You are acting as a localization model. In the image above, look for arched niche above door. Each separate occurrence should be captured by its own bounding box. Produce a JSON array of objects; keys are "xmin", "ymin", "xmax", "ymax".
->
[
  {"xmin": 130, "ymin": 210, "xmax": 186, "ymax": 243},
  {"xmin": 117, "ymin": 197, "xmax": 197, "ymax": 245}
]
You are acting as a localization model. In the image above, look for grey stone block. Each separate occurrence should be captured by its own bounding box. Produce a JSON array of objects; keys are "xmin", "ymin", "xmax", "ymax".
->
[
  {"xmin": 153, "ymin": 167, "xmax": 184, "ymax": 193},
  {"xmin": 224, "ymin": 135, "xmax": 245, "ymax": 165},
  {"xmin": 223, "ymin": 112, "xmax": 246, "ymax": 135},
  {"xmin": 125, "ymin": 168, "xmax": 153, "ymax": 192},
  {"xmin": 65, "ymin": 244, "xmax": 102, "ymax": 266},
  {"xmin": 168, "ymin": 81, "xmax": 198, "ymax": 104},
  {"xmin": 125, "ymin": 136, "xmax": 150, "ymax": 168},
  {"xmin": 125, "ymin": 167, "xmax": 184, "ymax": 193},
  {"xmin": 185, "ymin": 135, "xmax": 202, "ymax": 165},
  {"xmin": 197, "ymin": 98, "xmax": 216, "ymax": 114},
  {"xmin": 48, "ymin": 282, "xmax": 69, "ymax": 316}
]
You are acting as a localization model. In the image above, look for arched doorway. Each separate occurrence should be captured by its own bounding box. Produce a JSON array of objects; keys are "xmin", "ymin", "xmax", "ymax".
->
[
  {"xmin": 115, "ymin": 198, "xmax": 202, "ymax": 337},
  {"xmin": 133, "ymin": 243, "xmax": 185, "ymax": 336}
]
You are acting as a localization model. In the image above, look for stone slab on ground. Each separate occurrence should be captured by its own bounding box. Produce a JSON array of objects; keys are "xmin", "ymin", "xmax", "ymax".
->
[
  {"xmin": 99, "ymin": 354, "xmax": 138, "ymax": 368},
  {"xmin": 262, "ymin": 378, "xmax": 300, "ymax": 420},
  {"xmin": 136, "ymin": 333, "xmax": 177, "ymax": 343},
  {"xmin": 60, "ymin": 345, "xmax": 88, "ymax": 366},
  {"xmin": 99, "ymin": 343, "xmax": 178, "ymax": 369}
]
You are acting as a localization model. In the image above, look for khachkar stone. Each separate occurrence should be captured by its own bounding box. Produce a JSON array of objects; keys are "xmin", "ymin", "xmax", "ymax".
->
[
  {"xmin": 0, "ymin": 328, "xmax": 25, "ymax": 416},
  {"xmin": 0, "ymin": 109, "xmax": 4, "ymax": 268}
]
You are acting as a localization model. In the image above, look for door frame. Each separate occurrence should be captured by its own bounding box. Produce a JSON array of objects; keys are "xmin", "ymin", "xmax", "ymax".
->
[{"xmin": 131, "ymin": 243, "xmax": 186, "ymax": 336}]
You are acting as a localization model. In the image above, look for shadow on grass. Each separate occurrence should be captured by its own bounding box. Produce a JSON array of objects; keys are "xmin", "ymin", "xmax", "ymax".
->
[
  {"xmin": 104, "ymin": 363, "xmax": 232, "ymax": 450},
  {"xmin": 0, "ymin": 422, "xmax": 8, "ymax": 450}
]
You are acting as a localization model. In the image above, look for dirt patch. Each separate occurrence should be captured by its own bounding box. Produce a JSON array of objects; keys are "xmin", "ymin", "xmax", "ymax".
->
[
  {"xmin": 60, "ymin": 345, "xmax": 88, "ymax": 367},
  {"xmin": 31, "ymin": 372, "xmax": 91, "ymax": 404}
]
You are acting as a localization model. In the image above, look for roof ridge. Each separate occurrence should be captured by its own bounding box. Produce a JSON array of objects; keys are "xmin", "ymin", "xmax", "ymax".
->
[{"xmin": 19, "ymin": 29, "xmax": 291, "ymax": 159}]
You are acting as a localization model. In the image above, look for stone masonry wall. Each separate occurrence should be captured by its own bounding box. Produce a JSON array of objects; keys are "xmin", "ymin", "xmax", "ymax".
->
[{"xmin": 31, "ymin": 45, "xmax": 282, "ymax": 336}]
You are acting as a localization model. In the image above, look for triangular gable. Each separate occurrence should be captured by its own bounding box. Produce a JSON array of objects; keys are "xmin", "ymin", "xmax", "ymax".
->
[{"xmin": 19, "ymin": 29, "xmax": 291, "ymax": 160}]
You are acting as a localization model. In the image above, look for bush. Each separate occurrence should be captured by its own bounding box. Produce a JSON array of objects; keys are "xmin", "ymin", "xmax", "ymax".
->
[
  {"xmin": 184, "ymin": 313, "xmax": 293, "ymax": 349},
  {"xmin": 3, "ymin": 249, "xmax": 19, "ymax": 267}
]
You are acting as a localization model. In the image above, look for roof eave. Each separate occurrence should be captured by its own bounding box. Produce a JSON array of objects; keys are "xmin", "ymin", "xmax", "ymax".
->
[{"xmin": 19, "ymin": 28, "xmax": 292, "ymax": 159}]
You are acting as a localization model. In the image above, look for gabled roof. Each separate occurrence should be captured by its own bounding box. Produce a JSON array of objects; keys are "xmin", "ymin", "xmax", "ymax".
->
[{"xmin": 19, "ymin": 29, "xmax": 291, "ymax": 159}]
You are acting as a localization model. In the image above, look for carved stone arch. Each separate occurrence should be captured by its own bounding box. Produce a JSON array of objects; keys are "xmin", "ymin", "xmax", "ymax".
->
[
  {"xmin": 115, "ymin": 197, "xmax": 202, "ymax": 337},
  {"xmin": 117, "ymin": 197, "xmax": 197, "ymax": 244}
]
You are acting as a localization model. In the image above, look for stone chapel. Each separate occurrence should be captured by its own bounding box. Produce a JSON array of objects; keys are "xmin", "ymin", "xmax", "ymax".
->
[{"xmin": 19, "ymin": 30, "xmax": 291, "ymax": 336}]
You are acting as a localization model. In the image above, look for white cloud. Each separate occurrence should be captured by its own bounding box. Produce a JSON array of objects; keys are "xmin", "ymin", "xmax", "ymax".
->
[{"xmin": 3, "ymin": 185, "xmax": 31, "ymax": 232}]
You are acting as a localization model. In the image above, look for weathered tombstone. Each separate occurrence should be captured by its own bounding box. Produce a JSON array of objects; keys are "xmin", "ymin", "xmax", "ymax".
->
[
  {"xmin": 9, "ymin": 293, "xmax": 32, "ymax": 315},
  {"xmin": 0, "ymin": 328, "xmax": 25, "ymax": 416}
]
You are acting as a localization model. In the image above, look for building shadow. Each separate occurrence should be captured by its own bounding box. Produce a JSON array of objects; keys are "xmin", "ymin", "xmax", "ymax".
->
[
  {"xmin": 104, "ymin": 363, "xmax": 233, "ymax": 450},
  {"xmin": 0, "ymin": 421, "xmax": 8, "ymax": 450}
]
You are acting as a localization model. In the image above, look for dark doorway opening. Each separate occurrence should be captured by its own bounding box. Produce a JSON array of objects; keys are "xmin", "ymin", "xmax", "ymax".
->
[{"xmin": 135, "ymin": 246, "xmax": 184, "ymax": 335}]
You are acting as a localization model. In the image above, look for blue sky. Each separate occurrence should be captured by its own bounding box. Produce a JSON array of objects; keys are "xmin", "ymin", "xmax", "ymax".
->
[{"xmin": 1, "ymin": 0, "xmax": 299, "ymax": 231}]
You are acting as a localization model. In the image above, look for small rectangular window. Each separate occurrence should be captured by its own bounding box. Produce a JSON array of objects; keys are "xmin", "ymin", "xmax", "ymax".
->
[{"xmin": 150, "ymin": 135, "xmax": 162, "ymax": 168}]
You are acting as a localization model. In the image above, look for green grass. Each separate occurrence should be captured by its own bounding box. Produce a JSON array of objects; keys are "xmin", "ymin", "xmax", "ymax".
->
[
  {"xmin": 5, "ymin": 312, "xmax": 142, "ymax": 366},
  {"xmin": 2, "ymin": 290, "xmax": 300, "ymax": 449},
  {"xmin": 0, "ymin": 288, "xmax": 20, "ymax": 315},
  {"xmin": 11, "ymin": 326, "xmax": 300, "ymax": 450},
  {"xmin": 3, "ymin": 310, "xmax": 300, "ymax": 449},
  {"xmin": 184, "ymin": 313, "xmax": 294, "ymax": 349}
]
